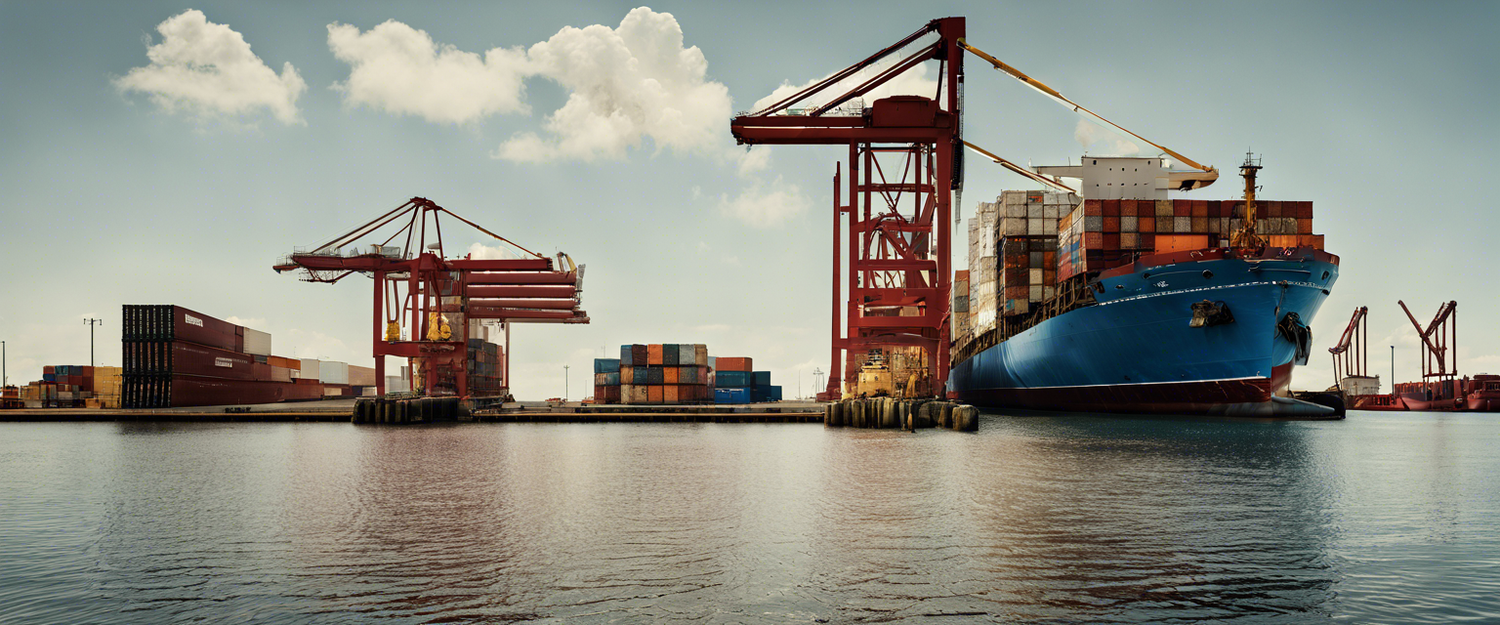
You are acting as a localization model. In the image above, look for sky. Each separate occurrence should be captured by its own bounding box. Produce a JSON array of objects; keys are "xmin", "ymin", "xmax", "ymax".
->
[{"xmin": 1, "ymin": 1, "xmax": 1497, "ymax": 398}]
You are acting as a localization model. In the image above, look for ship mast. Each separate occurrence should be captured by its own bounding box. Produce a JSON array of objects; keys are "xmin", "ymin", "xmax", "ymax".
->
[{"xmin": 1230, "ymin": 150, "xmax": 1266, "ymax": 249}]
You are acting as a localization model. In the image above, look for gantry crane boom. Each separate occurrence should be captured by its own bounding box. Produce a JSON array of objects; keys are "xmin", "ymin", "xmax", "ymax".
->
[
  {"xmin": 956, "ymin": 38, "xmax": 1218, "ymax": 191},
  {"xmin": 1328, "ymin": 306, "xmax": 1369, "ymax": 386},
  {"xmin": 962, "ymin": 141, "xmax": 1077, "ymax": 194}
]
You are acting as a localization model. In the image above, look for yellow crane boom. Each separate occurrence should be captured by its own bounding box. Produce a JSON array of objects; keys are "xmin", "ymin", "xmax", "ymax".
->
[
  {"xmin": 962, "ymin": 141, "xmax": 1077, "ymax": 195},
  {"xmin": 957, "ymin": 38, "xmax": 1218, "ymax": 190}
]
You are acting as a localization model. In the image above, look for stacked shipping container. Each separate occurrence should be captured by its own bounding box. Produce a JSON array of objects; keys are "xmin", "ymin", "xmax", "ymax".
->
[
  {"xmin": 611, "ymin": 343, "xmax": 711, "ymax": 404},
  {"xmin": 19, "ymin": 365, "xmax": 123, "ymax": 408},
  {"xmin": 466, "ymin": 339, "xmax": 504, "ymax": 397},
  {"xmin": 1057, "ymin": 199, "xmax": 1322, "ymax": 280},
  {"xmin": 592, "ymin": 344, "xmax": 781, "ymax": 404},
  {"xmin": 995, "ymin": 190, "xmax": 1075, "ymax": 317},
  {"xmin": 122, "ymin": 305, "xmax": 323, "ymax": 407}
]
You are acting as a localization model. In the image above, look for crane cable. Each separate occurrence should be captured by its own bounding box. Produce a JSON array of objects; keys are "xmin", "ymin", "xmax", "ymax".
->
[
  {"xmin": 956, "ymin": 38, "xmax": 1217, "ymax": 177},
  {"xmin": 962, "ymin": 141, "xmax": 1077, "ymax": 194}
]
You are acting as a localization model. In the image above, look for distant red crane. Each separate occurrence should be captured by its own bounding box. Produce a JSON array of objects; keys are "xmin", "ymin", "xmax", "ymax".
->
[
  {"xmin": 273, "ymin": 197, "xmax": 589, "ymax": 398},
  {"xmin": 1399, "ymin": 299, "xmax": 1458, "ymax": 390},
  {"xmin": 731, "ymin": 17, "xmax": 966, "ymax": 399},
  {"xmin": 1328, "ymin": 306, "xmax": 1369, "ymax": 387}
]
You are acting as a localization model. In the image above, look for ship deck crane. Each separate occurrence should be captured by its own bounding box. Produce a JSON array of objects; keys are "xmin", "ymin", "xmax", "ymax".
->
[
  {"xmin": 956, "ymin": 38, "xmax": 1219, "ymax": 192},
  {"xmin": 273, "ymin": 197, "xmax": 589, "ymax": 398}
]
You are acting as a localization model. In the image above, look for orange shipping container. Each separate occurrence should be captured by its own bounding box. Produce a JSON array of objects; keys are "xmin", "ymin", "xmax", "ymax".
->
[
  {"xmin": 664, "ymin": 385, "xmax": 680, "ymax": 403},
  {"xmin": 1139, "ymin": 216, "xmax": 1155, "ymax": 232},
  {"xmin": 648, "ymin": 385, "xmax": 664, "ymax": 403},
  {"xmin": 665, "ymin": 367, "xmax": 680, "ymax": 384},
  {"xmin": 648, "ymin": 344, "xmax": 664, "ymax": 365},
  {"xmin": 1156, "ymin": 234, "xmax": 1209, "ymax": 253},
  {"xmin": 717, "ymin": 357, "xmax": 753, "ymax": 372}
]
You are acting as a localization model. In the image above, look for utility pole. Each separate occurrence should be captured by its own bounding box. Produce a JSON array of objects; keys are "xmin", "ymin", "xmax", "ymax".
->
[
  {"xmin": 2, "ymin": 340, "xmax": 7, "ymax": 388},
  {"xmin": 1390, "ymin": 345, "xmax": 1395, "ymax": 395},
  {"xmin": 563, "ymin": 364, "xmax": 569, "ymax": 401},
  {"xmin": 84, "ymin": 318, "xmax": 103, "ymax": 368}
]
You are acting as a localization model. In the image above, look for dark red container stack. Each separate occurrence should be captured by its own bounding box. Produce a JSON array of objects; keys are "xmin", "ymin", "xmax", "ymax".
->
[
  {"xmin": 122, "ymin": 305, "xmax": 320, "ymax": 408},
  {"xmin": 1058, "ymin": 199, "xmax": 1322, "ymax": 281}
]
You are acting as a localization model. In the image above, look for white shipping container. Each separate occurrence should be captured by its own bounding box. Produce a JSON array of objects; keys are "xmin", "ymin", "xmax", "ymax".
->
[
  {"xmin": 385, "ymin": 376, "xmax": 411, "ymax": 393},
  {"xmin": 320, "ymin": 361, "xmax": 349, "ymax": 385},
  {"xmin": 299, "ymin": 359, "xmax": 321, "ymax": 380},
  {"xmin": 243, "ymin": 328, "xmax": 272, "ymax": 356},
  {"xmin": 1027, "ymin": 218, "xmax": 1043, "ymax": 236},
  {"xmin": 1030, "ymin": 268, "xmax": 1044, "ymax": 284},
  {"xmin": 1044, "ymin": 219, "xmax": 1057, "ymax": 236},
  {"xmin": 1027, "ymin": 204, "xmax": 1044, "ymax": 219},
  {"xmin": 1030, "ymin": 285, "xmax": 1044, "ymax": 301}
]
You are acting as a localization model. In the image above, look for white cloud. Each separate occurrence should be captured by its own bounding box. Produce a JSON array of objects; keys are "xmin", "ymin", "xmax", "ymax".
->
[
  {"xmin": 1074, "ymin": 119, "xmax": 1141, "ymax": 155},
  {"xmin": 495, "ymin": 7, "xmax": 732, "ymax": 162},
  {"xmin": 224, "ymin": 316, "xmax": 268, "ymax": 330},
  {"xmin": 466, "ymin": 242, "xmax": 515, "ymax": 260},
  {"xmin": 115, "ymin": 10, "xmax": 305, "ymax": 124},
  {"xmin": 718, "ymin": 176, "xmax": 811, "ymax": 228},
  {"xmin": 751, "ymin": 60, "xmax": 938, "ymax": 114},
  {"xmin": 327, "ymin": 20, "xmax": 529, "ymax": 124},
  {"xmin": 736, "ymin": 146, "xmax": 771, "ymax": 176}
]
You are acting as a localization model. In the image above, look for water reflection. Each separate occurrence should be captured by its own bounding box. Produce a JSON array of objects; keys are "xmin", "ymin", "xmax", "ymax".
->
[{"xmin": 1, "ymin": 414, "xmax": 1498, "ymax": 623}]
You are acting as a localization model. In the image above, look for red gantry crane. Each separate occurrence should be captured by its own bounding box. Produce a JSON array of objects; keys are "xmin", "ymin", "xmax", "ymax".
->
[
  {"xmin": 273, "ymin": 197, "xmax": 588, "ymax": 399},
  {"xmin": 732, "ymin": 18, "xmax": 966, "ymax": 400}
]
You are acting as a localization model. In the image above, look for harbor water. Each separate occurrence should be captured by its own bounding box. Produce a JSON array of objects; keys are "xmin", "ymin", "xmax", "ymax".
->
[{"xmin": 2, "ymin": 412, "xmax": 1498, "ymax": 623}]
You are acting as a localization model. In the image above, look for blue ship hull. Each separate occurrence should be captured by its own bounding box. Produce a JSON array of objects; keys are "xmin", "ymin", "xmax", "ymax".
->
[{"xmin": 950, "ymin": 248, "xmax": 1340, "ymax": 417}]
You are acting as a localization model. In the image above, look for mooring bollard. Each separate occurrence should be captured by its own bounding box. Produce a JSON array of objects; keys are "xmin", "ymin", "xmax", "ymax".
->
[{"xmin": 959, "ymin": 405, "xmax": 979, "ymax": 431}]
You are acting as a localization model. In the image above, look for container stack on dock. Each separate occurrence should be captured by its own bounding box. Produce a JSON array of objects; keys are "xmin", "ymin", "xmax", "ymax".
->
[
  {"xmin": 122, "ymin": 305, "xmax": 325, "ymax": 408},
  {"xmin": 969, "ymin": 191, "xmax": 1076, "ymax": 335},
  {"xmin": 467, "ymin": 339, "xmax": 504, "ymax": 397},
  {"xmin": 16, "ymin": 365, "xmax": 122, "ymax": 408},
  {"xmin": 592, "ymin": 344, "xmax": 781, "ymax": 405},
  {"xmin": 609, "ymin": 343, "xmax": 710, "ymax": 404}
]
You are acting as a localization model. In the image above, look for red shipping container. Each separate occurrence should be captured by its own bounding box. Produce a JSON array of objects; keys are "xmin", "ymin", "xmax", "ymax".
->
[
  {"xmin": 1103, "ymin": 216, "xmax": 1120, "ymax": 232},
  {"xmin": 1174, "ymin": 200, "xmax": 1191, "ymax": 217},
  {"xmin": 1084, "ymin": 199, "xmax": 1103, "ymax": 217},
  {"xmin": 1139, "ymin": 233, "xmax": 1156, "ymax": 250},
  {"xmin": 169, "ymin": 306, "xmax": 244, "ymax": 353},
  {"xmin": 1103, "ymin": 199, "xmax": 1120, "ymax": 217},
  {"xmin": 160, "ymin": 375, "xmax": 323, "ymax": 407},
  {"xmin": 1103, "ymin": 233, "xmax": 1121, "ymax": 250},
  {"xmin": 1191, "ymin": 200, "xmax": 1208, "ymax": 217},
  {"xmin": 717, "ymin": 357, "xmax": 753, "ymax": 372},
  {"xmin": 1083, "ymin": 232, "xmax": 1104, "ymax": 248},
  {"xmin": 1139, "ymin": 216, "xmax": 1155, "ymax": 232},
  {"xmin": 1120, "ymin": 199, "xmax": 1137, "ymax": 216}
]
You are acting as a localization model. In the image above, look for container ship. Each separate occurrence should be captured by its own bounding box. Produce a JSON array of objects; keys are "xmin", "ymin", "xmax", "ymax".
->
[{"xmin": 949, "ymin": 154, "xmax": 1341, "ymax": 417}]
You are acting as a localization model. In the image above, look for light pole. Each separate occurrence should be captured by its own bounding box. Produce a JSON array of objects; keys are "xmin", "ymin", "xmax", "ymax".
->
[
  {"xmin": 1390, "ymin": 345, "xmax": 1395, "ymax": 395},
  {"xmin": 84, "ymin": 318, "xmax": 103, "ymax": 368},
  {"xmin": 813, "ymin": 367, "xmax": 824, "ymax": 399},
  {"xmin": 2, "ymin": 340, "xmax": 7, "ymax": 388},
  {"xmin": 563, "ymin": 364, "xmax": 569, "ymax": 402}
]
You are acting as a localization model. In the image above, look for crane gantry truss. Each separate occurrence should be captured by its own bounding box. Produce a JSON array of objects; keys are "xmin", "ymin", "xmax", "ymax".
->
[
  {"xmin": 273, "ymin": 197, "xmax": 588, "ymax": 398},
  {"xmin": 731, "ymin": 17, "xmax": 965, "ymax": 399}
]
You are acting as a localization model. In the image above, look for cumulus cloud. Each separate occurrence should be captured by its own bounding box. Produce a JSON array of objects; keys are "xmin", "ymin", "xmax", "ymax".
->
[
  {"xmin": 466, "ymin": 242, "xmax": 515, "ymax": 260},
  {"xmin": 495, "ymin": 7, "xmax": 732, "ymax": 162},
  {"xmin": 115, "ymin": 10, "xmax": 305, "ymax": 124},
  {"xmin": 1074, "ymin": 119, "xmax": 1141, "ymax": 155},
  {"xmin": 327, "ymin": 20, "xmax": 529, "ymax": 124},
  {"xmin": 751, "ymin": 60, "xmax": 938, "ymax": 114},
  {"xmin": 718, "ymin": 176, "xmax": 812, "ymax": 229}
]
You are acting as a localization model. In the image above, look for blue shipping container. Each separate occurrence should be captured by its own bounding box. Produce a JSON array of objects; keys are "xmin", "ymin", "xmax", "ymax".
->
[
  {"xmin": 620, "ymin": 345, "xmax": 634, "ymax": 366},
  {"xmin": 717, "ymin": 370, "xmax": 751, "ymax": 388},
  {"xmin": 594, "ymin": 358, "xmax": 620, "ymax": 374},
  {"xmin": 604, "ymin": 372, "xmax": 620, "ymax": 386},
  {"xmin": 752, "ymin": 371, "xmax": 771, "ymax": 386},
  {"xmin": 715, "ymin": 387, "xmax": 751, "ymax": 404},
  {"xmin": 633, "ymin": 368, "xmax": 649, "ymax": 384}
]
